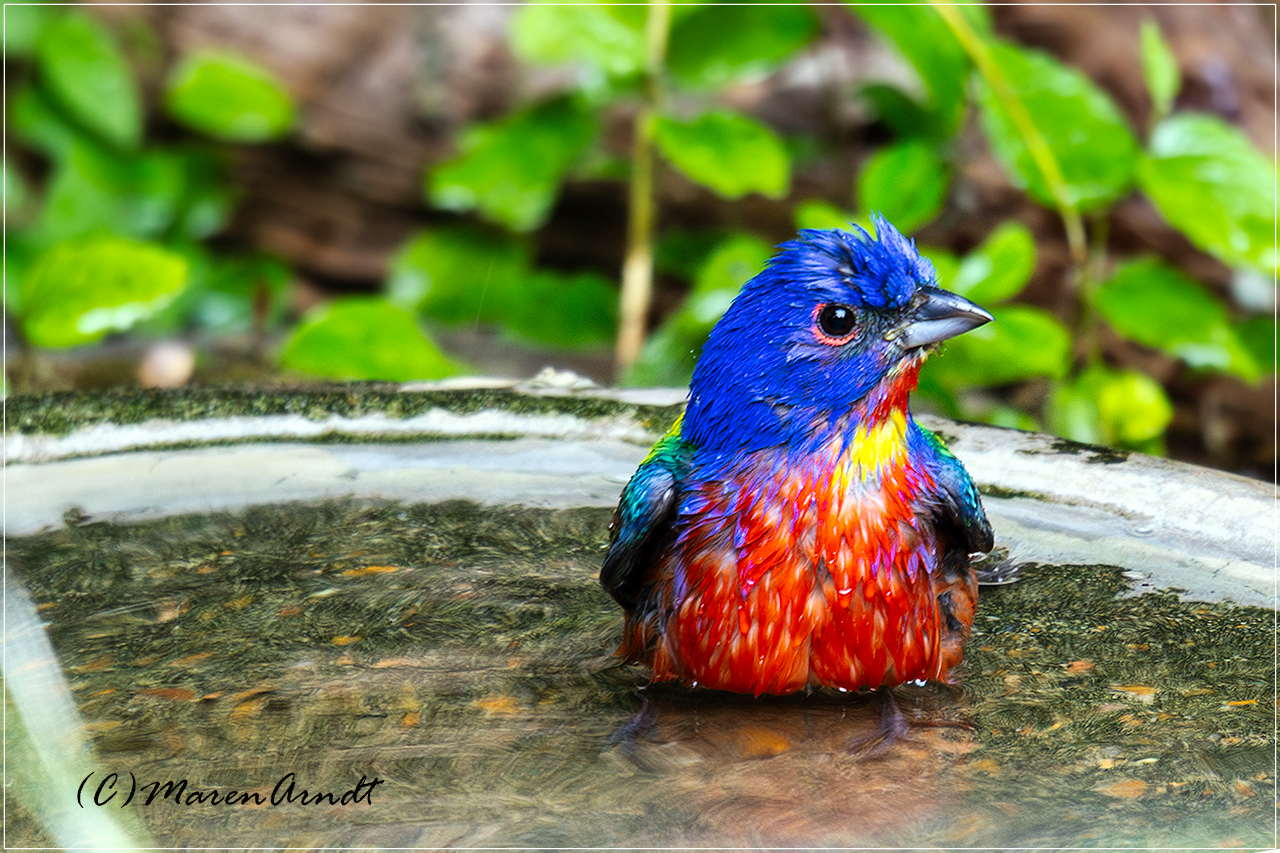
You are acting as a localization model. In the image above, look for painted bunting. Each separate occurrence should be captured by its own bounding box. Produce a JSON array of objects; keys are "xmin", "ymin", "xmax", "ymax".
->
[{"xmin": 602, "ymin": 217, "xmax": 994, "ymax": 702}]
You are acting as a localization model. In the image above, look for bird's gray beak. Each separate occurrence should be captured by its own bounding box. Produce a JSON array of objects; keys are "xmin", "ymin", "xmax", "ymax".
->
[{"xmin": 895, "ymin": 286, "xmax": 993, "ymax": 349}]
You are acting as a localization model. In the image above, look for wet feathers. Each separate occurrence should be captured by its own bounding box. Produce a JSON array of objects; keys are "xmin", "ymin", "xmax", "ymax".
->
[{"xmin": 602, "ymin": 217, "xmax": 994, "ymax": 695}]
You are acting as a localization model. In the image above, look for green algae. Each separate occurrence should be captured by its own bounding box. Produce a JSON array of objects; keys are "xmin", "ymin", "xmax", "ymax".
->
[
  {"xmin": 1037, "ymin": 437, "xmax": 1134, "ymax": 465},
  {"xmin": 978, "ymin": 484, "xmax": 1054, "ymax": 501},
  {"xmin": 5, "ymin": 499, "xmax": 1273, "ymax": 848},
  {"xmin": 6, "ymin": 385, "xmax": 682, "ymax": 439}
]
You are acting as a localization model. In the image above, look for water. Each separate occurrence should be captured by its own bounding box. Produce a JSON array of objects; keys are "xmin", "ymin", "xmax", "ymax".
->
[{"xmin": 6, "ymin": 498, "xmax": 1272, "ymax": 848}]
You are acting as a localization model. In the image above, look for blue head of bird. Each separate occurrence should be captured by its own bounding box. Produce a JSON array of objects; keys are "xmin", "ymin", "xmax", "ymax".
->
[{"xmin": 683, "ymin": 215, "xmax": 992, "ymax": 456}]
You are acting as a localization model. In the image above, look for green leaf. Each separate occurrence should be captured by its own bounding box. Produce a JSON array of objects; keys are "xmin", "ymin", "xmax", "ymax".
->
[
  {"xmin": 857, "ymin": 139, "xmax": 949, "ymax": 234},
  {"xmin": 1094, "ymin": 258, "xmax": 1259, "ymax": 380},
  {"xmin": 8, "ymin": 84, "xmax": 82, "ymax": 161},
  {"xmin": 950, "ymin": 221, "xmax": 1036, "ymax": 304},
  {"xmin": 1097, "ymin": 369, "xmax": 1173, "ymax": 445},
  {"xmin": 626, "ymin": 233, "xmax": 772, "ymax": 386},
  {"xmin": 653, "ymin": 110, "xmax": 789, "ymax": 199},
  {"xmin": 860, "ymin": 84, "xmax": 949, "ymax": 140},
  {"xmin": 924, "ymin": 304, "xmax": 1070, "ymax": 388},
  {"xmin": 386, "ymin": 226, "xmax": 530, "ymax": 323},
  {"xmin": 387, "ymin": 226, "xmax": 614, "ymax": 348},
  {"xmin": 170, "ymin": 147, "xmax": 235, "ymax": 241},
  {"xmin": 24, "ymin": 139, "xmax": 197, "ymax": 248},
  {"xmin": 4, "ymin": 4, "xmax": 58, "ymax": 58},
  {"xmin": 667, "ymin": 4, "xmax": 819, "ymax": 89},
  {"xmin": 653, "ymin": 229, "xmax": 726, "ymax": 280},
  {"xmin": 1137, "ymin": 113, "xmax": 1277, "ymax": 273},
  {"xmin": 3, "ymin": 233, "xmax": 40, "ymax": 317},
  {"xmin": 510, "ymin": 3, "xmax": 645, "ymax": 79},
  {"xmin": 280, "ymin": 297, "xmax": 462, "ymax": 382},
  {"xmin": 147, "ymin": 248, "xmax": 292, "ymax": 335},
  {"xmin": 165, "ymin": 51, "xmax": 296, "ymax": 142},
  {"xmin": 26, "ymin": 141, "xmax": 119, "ymax": 245},
  {"xmin": 1140, "ymin": 20, "xmax": 1180, "ymax": 124},
  {"xmin": 849, "ymin": 4, "xmax": 987, "ymax": 136},
  {"xmin": 36, "ymin": 12, "xmax": 141, "ymax": 149},
  {"xmin": 976, "ymin": 41, "xmax": 1139, "ymax": 212},
  {"xmin": 4, "ymin": 157, "xmax": 29, "ymax": 217},
  {"xmin": 1049, "ymin": 365, "xmax": 1173, "ymax": 448},
  {"xmin": 427, "ymin": 98, "xmax": 597, "ymax": 232},
  {"xmin": 1236, "ymin": 316, "xmax": 1276, "ymax": 374},
  {"xmin": 688, "ymin": 232, "xmax": 773, "ymax": 312},
  {"xmin": 19, "ymin": 236, "xmax": 189, "ymax": 348},
  {"xmin": 505, "ymin": 269, "xmax": 618, "ymax": 348}
]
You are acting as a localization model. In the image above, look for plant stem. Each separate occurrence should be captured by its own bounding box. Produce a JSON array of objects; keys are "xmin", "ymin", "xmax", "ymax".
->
[
  {"xmin": 931, "ymin": 1, "xmax": 1087, "ymax": 269},
  {"xmin": 615, "ymin": 0, "xmax": 670, "ymax": 375},
  {"xmin": 1078, "ymin": 213, "xmax": 1109, "ymax": 368}
]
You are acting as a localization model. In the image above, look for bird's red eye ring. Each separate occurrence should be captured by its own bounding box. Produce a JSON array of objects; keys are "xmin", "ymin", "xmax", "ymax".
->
[{"xmin": 813, "ymin": 303, "xmax": 859, "ymax": 345}]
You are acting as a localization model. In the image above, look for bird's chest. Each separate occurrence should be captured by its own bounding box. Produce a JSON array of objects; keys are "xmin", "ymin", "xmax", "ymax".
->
[
  {"xmin": 663, "ymin": 414, "xmax": 948, "ymax": 692},
  {"xmin": 678, "ymin": 413, "xmax": 937, "ymax": 603}
]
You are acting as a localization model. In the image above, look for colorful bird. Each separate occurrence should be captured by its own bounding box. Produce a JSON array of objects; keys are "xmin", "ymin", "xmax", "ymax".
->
[{"xmin": 602, "ymin": 217, "xmax": 994, "ymax": 703}]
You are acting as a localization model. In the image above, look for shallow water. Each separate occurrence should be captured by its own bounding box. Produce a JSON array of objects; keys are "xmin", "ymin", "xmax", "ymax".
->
[{"xmin": 5, "ymin": 499, "xmax": 1273, "ymax": 848}]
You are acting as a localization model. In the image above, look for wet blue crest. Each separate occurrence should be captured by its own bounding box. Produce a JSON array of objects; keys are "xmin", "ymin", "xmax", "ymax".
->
[
  {"xmin": 767, "ymin": 214, "xmax": 936, "ymax": 311},
  {"xmin": 683, "ymin": 216, "xmax": 938, "ymax": 458}
]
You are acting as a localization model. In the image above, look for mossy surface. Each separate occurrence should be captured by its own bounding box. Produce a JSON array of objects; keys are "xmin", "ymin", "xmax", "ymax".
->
[
  {"xmin": 1039, "ymin": 437, "xmax": 1134, "ymax": 465},
  {"xmin": 6, "ymin": 385, "xmax": 683, "ymax": 438},
  {"xmin": 6, "ymin": 500, "xmax": 1273, "ymax": 848}
]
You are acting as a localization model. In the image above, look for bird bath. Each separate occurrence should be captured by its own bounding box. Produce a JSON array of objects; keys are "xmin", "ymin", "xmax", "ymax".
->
[{"xmin": 5, "ymin": 375, "xmax": 1273, "ymax": 848}]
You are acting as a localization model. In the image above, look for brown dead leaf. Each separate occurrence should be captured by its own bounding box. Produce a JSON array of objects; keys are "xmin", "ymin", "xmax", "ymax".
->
[
  {"xmin": 1098, "ymin": 778, "xmax": 1148, "ymax": 799},
  {"xmin": 1110, "ymin": 684, "xmax": 1157, "ymax": 704},
  {"xmin": 168, "ymin": 651, "xmax": 215, "ymax": 667},
  {"xmin": 474, "ymin": 696, "xmax": 520, "ymax": 715},
  {"xmin": 340, "ymin": 565, "xmax": 400, "ymax": 577},
  {"xmin": 230, "ymin": 695, "xmax": 271, "ymax": 724},
  {"xmin": 138, "ymin": 687, "xmax": 195, "ymax": 702}
]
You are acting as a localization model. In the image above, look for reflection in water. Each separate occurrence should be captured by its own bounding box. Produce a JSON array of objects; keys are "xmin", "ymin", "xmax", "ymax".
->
[
  {"xmin": 4, "ymin": 568, "xmax": 152, "ymax": 849},
  {"xmin": 606, "ymin": 686, "xmax": 977, "ymax": 846},
  {"xmin": 5, "ymin": 499, "xmax": 1272, "ymax": 847}
]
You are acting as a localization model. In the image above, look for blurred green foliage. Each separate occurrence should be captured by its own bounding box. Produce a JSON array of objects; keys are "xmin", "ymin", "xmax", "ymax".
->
[
  {"xmin": 386, "ymin": 226, "xmax": 617, "ymax": 349},
  {"xmin": 652, "ymin": 111, "xmax": 790, "ymax": 200},
  {"xmin": 5, "ymin": 4, "xmax": 1275, "ymax": 457},
  {"xmin": 857, "ymin": 140, "xmax": 950, "ymax": 235},
  {"xmin": 976, "ymin": 41, "xmax": 1140, "ymax": 213},
  {"xmin": 279, "ymin": 297, "xmax": 461, "ymax": 382},
  {"xmin": 20, "ymin": 235, "xmax": 187, "ymax": 347},
  {"xmin": 427, "ymin": 97, "xmax": 598, "ymax": 232},
  {"xmin": 5, "ymin": 6, "xmax": 296, "ymax": 365},
  {"xmin": 166, "ymin": 51, "xmax": 297, "ymax": 142}
]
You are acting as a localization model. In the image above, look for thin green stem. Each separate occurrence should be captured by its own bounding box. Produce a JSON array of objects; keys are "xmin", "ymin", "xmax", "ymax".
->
[
  {"xmin": 616, "ymin": 0, "xmax": 671, "ymax": 375},
  {"xmin": 1077, "ymin": 213, "xmax": 1109, "ymax": 368},
  {"xmin": 931, "ymin": 1, "xmax": 1087, "ymax": 269}
]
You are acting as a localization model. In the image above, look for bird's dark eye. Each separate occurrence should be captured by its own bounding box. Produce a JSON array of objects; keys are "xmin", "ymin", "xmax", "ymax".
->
[{"xmin": 815, "ymin": 303, "xmax": 858, "ymax": 342}]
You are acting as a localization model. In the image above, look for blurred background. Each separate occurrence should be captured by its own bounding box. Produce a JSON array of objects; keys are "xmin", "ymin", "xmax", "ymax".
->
[{"xmin": 4, "ymin": 2, "xmax": 1274, "ymax": 477}]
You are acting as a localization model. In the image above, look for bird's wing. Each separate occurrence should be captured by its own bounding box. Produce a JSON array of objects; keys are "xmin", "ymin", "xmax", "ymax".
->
[
  {"xmin": 914, "ymin": 424, "xmax": 994, "ymax": 555},
  {"xmin": 600, "ymin": 427, "xmax": 687, "ymax": 610}
]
